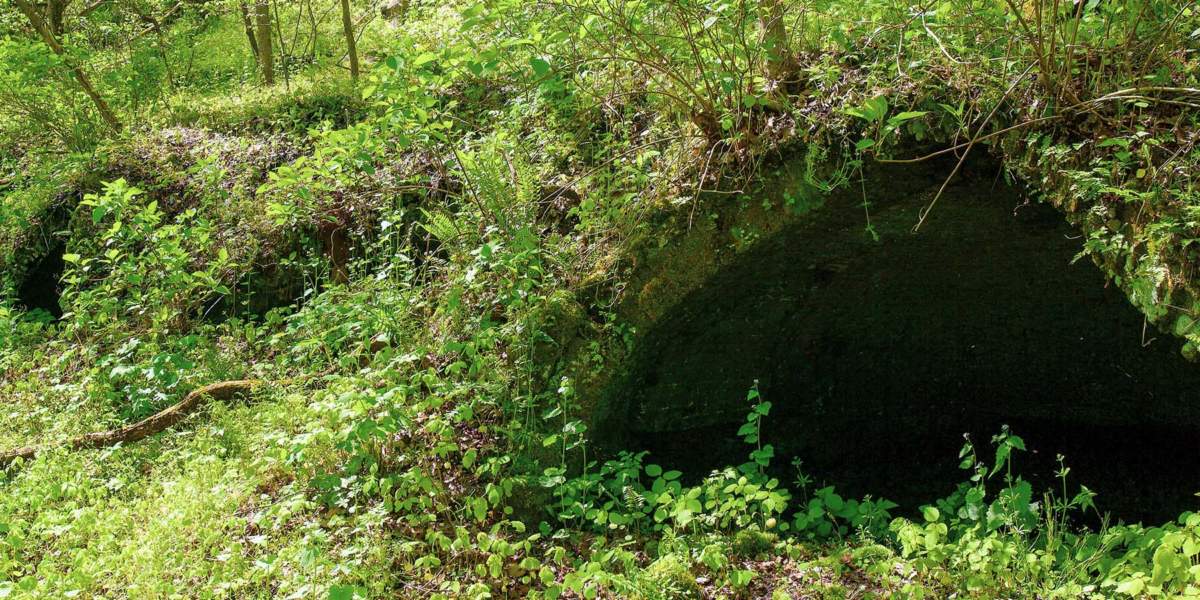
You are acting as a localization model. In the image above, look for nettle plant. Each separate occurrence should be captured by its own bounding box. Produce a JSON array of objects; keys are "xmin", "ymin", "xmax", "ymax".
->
[
  {"xmin": 50, "ymin": 179, "xmax": 239, "ymax": 418},
  {"xmin": 547, "ymin": 382, "xmax": 893, "ymax": 541},
  {"xmin": 61, "ymin": 178, "xmax": 237, "ymax": 337},
  {"xmin": 888, "ymin": 427, "xmax": 1115, "ymax": 595},
  {"xmin": 96, "ymin": 335, "xmax": 200, "ymax": 420}
]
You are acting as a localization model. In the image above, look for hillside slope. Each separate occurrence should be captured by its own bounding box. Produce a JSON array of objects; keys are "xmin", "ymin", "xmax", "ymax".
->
[{"xmin": 1, "ymin": 1, "xmax": 1199, "ymax": 598}]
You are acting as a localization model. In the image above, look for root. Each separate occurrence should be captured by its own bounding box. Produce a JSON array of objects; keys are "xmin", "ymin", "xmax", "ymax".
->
[{"xmin": 0, "ymin": 379, "xmax": 264, "ymax": 468}]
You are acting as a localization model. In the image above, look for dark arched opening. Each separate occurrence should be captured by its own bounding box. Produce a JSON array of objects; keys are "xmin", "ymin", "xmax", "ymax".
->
[
  {"xmin": 611, "ymin": 167, "xmax": 1200, "ymax": 524},
  {"xmin": 16, "ymin": 242, "xmax": 66, "ymax": 319}
]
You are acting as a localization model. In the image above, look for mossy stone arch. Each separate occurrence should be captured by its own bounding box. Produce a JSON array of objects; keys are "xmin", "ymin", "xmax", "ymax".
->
[{"xmin": 600, "ymin": 158, "xmax": 1200, "ymax": 523}]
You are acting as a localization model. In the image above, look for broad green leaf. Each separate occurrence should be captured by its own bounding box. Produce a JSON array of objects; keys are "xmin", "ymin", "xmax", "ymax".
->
[
  {"xmin": 530, "ymin": 57, "xmax": 551, "ymax": 77},
  {"xmin": 922, "ymin": 506, "xmax": 941, "ymax": 522},
  {"xmin": 889, "ymin": 110, "xmax": 928, "ymax": 123}
]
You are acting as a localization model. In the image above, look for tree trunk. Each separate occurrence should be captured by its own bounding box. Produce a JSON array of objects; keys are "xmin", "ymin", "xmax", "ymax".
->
[
  {"xmin": 758, "ymin": 0, "xmax": 797, "ymax": 83},
  {"xmin": 13, "ymin": 0, "xmax": 122, "ymax": 132},
  {"xmin": 319, "ymin": 220, "xmax": 350, "ymax": 284},
  {"xmin": 238, "ymin": 1, "xmax": 260, "ymax": 64},
  {"xmin": 340, "ymin": 0, "xmax": 359, "ymax": 79},
  {"xmin": 254, "ymin": 0, "xmax": 274, "ymax": 85},
  {"xmin": 46, "ymin": 0, "xmax": 69, "ymax": 36},
  {"xmin": 270, "ymin": 0, "xmax": 289, "ymax": 89},
  {"xmin": 307, "ymin": 0, "xmax": 318, "ymax": 60}
]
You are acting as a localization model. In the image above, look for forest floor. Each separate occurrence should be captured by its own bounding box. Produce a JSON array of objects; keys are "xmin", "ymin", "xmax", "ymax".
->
[{"xmin": 1, "ymin": 1, "xmax": 1199, "ymax": 598}]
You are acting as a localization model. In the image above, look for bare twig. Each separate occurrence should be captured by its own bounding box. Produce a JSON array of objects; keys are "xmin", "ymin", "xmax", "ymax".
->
[{"xmin": 912, "ymin": 62, "xmax": 1037, "ymax": 232}]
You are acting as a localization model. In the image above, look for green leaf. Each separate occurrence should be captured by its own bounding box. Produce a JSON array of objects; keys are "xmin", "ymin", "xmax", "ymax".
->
[
  {"xmin": 1185, "ymin": 537, "xmax": 1200, "ymax": 558},
  {"xmin": 1115, "ymin": 578, "xmax": 1144, "ymax": 596},
  {"xmin": 1097, "ymin": 137, "xmax": 1130, "ymax": 149},
  {"xmin": 472, "ymin": 497, "xmax": 488, "ymax": 522},
  {"xmin": 730, "ymin": 569, "xmax": 756, "ymax": 587},
  {"xmin": 889, "ymin": 110, "xmax": 927, "ymax": 123},
  {"xmin": 922, "ymin": 506, "xmax": 940, "ymax": 522},
  {"xmin": 826, "ymin": 494, "xmax": 845, "ymax": 513},
  {"xmin": 866, "ymin": 96, "xmax": 888, "ymax": 119},
  {"xmin": 793, "ymin": 513, "xmax": 810, "ymax": 529},
  {"xmin": 329, "ymin": 585, "xmax": 358, "ymax": 600},
  {"xmin": 645, "ymin": 464, "xmax": 663, "ymax": 477},
  {"xmin": 992, "ymin": 445, "xmax": 1012, "ymax": 477},
  {"xmin": 845, "ymin": 96, "xmax": 889, "ymax": 122},
  {"xmin": 530, "ymin": 57, "xmax": 551, "ymax": 77}
]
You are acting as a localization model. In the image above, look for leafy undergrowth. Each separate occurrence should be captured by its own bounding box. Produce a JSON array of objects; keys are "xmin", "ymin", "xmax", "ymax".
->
[{"xmin": 2, "ymin": 0, "xmax": 1200, "ymax": 598}]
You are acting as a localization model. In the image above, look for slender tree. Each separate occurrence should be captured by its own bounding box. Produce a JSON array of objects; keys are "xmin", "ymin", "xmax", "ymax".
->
[
  {"xmin": 12, "ymin": 0, "xmax": 122, "ymax": 131},
  {"xmin": 253, "ymin": 0, "xmax": 274, "ymax": 85},
  {"xmin": 270, "ymin": 0, "xmax": 290, "ymax": 89},
  {"xmin": 44, "ymin": 0, "xmax": 71, "ymax": 36},
  {"xmin": 238, "ymin": 1, "xmax": 261, "ymax": 65},
  {"xmin": 758, "ymin": 0, "xmax": 797, "ymax": 83},
  {"xmin": 340, "ymin": 0, "xmax": 359, "ymax": 79}
]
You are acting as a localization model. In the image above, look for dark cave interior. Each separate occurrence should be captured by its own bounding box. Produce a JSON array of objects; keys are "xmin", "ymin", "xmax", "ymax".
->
[{"xmin": 612, "ymin": 169, "xmax": 1200, "ymax": 524}]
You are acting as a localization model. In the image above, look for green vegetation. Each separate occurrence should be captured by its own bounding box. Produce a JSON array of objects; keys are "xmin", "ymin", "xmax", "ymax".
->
[{"xmin": 1, "ymin": 0, "xmax": 1199, "ymax": 597}]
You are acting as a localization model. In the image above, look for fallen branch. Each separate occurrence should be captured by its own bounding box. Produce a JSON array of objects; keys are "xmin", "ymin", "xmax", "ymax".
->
[{"xmin": 0, "ymin": 379, "xmax": 264, "ymax": 468}]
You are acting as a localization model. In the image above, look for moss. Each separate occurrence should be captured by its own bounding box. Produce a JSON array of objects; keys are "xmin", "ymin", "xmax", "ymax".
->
[
  {"xmin": 529, "ymin": 290, "xmax": 590, "ymax": 373},
  {"xmin": 732, "ymin": 529, "xmax": 778, "ymax": 558},
  {"xmin": 161, "ymin": 76, "xmax": 368, "ymax": 135},
  {"xmin": 641, "ymin": 554, "xmax": 703, "ymax": 600},
  {"xmin": 624, "ymin": 218, "xmax": 721, "ymax": 328}
]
